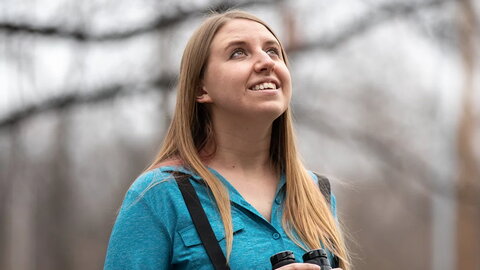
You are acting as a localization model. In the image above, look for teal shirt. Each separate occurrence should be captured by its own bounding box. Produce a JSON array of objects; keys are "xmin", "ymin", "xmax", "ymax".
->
[{"xmin": 104, "ymin": 166, "xmax": 337, "ymax": 269}]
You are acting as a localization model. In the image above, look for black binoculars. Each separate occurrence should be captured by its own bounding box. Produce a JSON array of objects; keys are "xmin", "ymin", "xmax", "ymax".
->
[{"xmin": 270, "ymin": 249, "xmax": 332, "ymax": 270}]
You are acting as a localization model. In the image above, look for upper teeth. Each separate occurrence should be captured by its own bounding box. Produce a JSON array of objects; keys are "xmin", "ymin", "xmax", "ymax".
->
[{"xmin": 251, "ymin": 82, "xmax": 277, "ymax": 90}]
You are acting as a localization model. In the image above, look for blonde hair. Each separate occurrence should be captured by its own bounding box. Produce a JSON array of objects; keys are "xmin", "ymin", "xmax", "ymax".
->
[{"xmin": 147, "ymin": 10, "xmax": 350, "ymax": 269}]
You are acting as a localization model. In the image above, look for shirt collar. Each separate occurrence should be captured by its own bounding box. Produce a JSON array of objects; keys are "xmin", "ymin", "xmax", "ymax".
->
[{"xmin": 159, "ymin": 165, "xmax": 286, "ymax": 203}]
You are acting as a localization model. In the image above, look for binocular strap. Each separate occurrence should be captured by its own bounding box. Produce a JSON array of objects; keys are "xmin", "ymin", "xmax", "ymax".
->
[{"xmin": 174, "ymin": 172, "xmax": 231, "ymax": 270}]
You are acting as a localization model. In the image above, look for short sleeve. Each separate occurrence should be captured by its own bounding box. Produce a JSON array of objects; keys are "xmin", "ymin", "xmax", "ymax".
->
[{"xmin": 104, "ymin": 173, "xmax": 173, "ymax": 270}]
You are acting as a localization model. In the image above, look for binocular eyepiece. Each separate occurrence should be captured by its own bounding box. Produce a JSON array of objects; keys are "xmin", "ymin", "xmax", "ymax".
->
[{"xmin": 270, "ymin": 249, "xmax": 332, "ymax": 270}]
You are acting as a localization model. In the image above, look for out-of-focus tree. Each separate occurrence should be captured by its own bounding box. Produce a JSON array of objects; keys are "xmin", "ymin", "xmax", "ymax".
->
[
  {"xmin": 456, "ymin": 0, "xmax": 479, "ymax": 268},
  {"xmin": 0, "ymin": 0, "xmax": 478, "ymax": 270}
]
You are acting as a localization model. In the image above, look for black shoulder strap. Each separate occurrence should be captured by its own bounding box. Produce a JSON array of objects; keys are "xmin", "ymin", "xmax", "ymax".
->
[
  {"xmin": 173, "ymin": 172, "xmax": 230, "ymax": 270},
  {"xmin": 172, "ymin": 170, "xmax": 333, "ymax": 269},
  {"xmin": 313, "ymin": 172, "xmax": 331, "ymax": 204},
  {"xmin": 312, "ymin": 172, "xmax": 340, "ymax": 268}
]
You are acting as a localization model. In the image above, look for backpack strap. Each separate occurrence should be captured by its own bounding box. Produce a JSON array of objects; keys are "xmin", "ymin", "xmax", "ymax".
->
[
  {"xmin": 313, "ymin": 172, "xmax": 331, "ymax": 204},
  {"xmin": 172, "ymin": 171, "xmax": 230, "ymax": 270}
]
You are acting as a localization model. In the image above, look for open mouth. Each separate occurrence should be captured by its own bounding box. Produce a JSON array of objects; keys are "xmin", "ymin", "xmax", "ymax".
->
[{"xmin": 248, "ymin": 82, "xmax": 279, "ymax": 91}]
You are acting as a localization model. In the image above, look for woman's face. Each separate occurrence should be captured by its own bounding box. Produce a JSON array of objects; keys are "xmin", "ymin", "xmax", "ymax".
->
[{"xmin": 198, "ymin": 18, "xmax": 292, "ymax": 122}]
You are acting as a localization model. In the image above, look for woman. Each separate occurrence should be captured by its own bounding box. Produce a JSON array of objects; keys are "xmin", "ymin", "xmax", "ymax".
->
[{"xmin": 104, "ymin": 10, "xmax": 350, "ymax": 270}]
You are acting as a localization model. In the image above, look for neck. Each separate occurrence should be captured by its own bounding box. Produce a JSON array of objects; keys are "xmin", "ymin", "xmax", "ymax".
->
[{"xmin": 202, "ymin": 113, "xmax": 274, "ymax": 173}]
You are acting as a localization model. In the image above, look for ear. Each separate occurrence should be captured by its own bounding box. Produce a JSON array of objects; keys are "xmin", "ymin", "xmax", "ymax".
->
[{"xmin": 196, "ymin": 84, "xmax": 213, "ymax": 104}]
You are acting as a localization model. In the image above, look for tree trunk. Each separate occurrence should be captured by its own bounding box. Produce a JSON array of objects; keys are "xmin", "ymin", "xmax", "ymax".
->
[{"xmin": 456, "ymin": 0, "xmax": 480, "ymax": 269}]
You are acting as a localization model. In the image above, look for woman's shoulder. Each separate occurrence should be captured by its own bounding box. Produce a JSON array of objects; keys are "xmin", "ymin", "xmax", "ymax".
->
[
  {"xmin": 307, "ymin": 170, "xmax": 319, "ymax": 184},
  {"xmin": 306, "ymin": 170, "xmax": 337, "ymax": 215},
  {"xmin": 127, "ymin": 158, "xmax": 188, "ymax": 192},
  {"xmin": 125, "ymin": 165, "xmax": 198, "ymax": 204},
  {"xmin": 128, "ymin": 167, "xmax": 178, "ymax": 194},
  {"xmin": 119, "ymin": 166, "xmax": 196, "ymax": 218},
  {"xmin": 307, "ymin": 170, "xmax": 331, "ymax": 190}
]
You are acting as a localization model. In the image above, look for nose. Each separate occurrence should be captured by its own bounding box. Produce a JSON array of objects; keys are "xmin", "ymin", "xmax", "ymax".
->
[{"xmin": 253, "ymin": 51, "xmax": 275, "ymax": 73}]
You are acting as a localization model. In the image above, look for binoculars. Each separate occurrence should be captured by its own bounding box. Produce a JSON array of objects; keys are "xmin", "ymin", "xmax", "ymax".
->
[{"xmin": 270, "ymin": 249, "xmax": 332, "ymax": 270}]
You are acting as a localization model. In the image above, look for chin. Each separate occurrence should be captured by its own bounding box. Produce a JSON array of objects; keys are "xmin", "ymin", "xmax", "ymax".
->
[{"xmin": 250, "ymin": 106, "xmax": 287, "ymax": 122}]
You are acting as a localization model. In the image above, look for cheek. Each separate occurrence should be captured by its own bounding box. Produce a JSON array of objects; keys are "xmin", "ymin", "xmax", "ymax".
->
[
  {"xmin": 278, "ymin": 65, "xmax": 292, "ymax": 88},
  {"xmin": 205, "ymin": 64, "xmax": 237, "ymax": 87},
  {"xmin": 203, "ymin": 68, "xmax": 224, "ymax": 93}
]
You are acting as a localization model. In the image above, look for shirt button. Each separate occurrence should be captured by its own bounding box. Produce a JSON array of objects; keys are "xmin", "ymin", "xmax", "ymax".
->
[
  {"xmin": 272, "ymin": 233, "xmax": 280, "ymax": 240},
  {"xmin": 275, "ymin": 198, "xmax": 281, "ymax": 205}
]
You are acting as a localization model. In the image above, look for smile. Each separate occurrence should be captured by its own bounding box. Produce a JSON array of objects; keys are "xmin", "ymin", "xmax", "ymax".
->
[{"xmin": 249, "ymin": 82, "xmax": 278, "ymax": 91}]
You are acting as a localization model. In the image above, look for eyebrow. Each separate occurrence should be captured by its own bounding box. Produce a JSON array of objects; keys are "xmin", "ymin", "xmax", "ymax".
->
[{"xmin": 223, "ymin": 39, "xmax": 280, "ymax": 52}]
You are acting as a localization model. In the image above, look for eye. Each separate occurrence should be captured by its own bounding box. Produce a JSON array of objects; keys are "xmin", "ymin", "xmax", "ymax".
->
[
  {"xmin": 266, "ymin": 47, "xmax": 280, "ymax": 57},
  {"xmin": 230, "ymin": 48, "xmax": 247, "ymax": 59}
]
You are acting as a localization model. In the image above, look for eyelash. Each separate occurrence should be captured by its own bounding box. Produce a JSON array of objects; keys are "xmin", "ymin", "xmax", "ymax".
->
[
  {"xmin": 230, "ymin": 48, "xmax": 246, "ymax": 59},
  {"xmin": 229, "ymin": 47, "xmax": 281, "ymax": 59},
  {"xmin": 266, "ymin": 47, "xmax": 280, "ymax": 56}
]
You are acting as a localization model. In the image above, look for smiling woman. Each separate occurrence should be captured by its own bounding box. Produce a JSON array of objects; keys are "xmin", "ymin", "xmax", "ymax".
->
[
  {"xmin": 198, "ymin": 18, "xmax": 291, "ymax": 124},
  {"xmin": 104, "ymin": 10, "xmax": 350, "ymax": 270}
]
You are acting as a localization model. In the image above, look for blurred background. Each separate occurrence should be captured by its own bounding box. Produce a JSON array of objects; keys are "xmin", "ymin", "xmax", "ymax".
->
[{"xmin": 1, "ymin": 0, "xmax": 479, "ymax": 269}]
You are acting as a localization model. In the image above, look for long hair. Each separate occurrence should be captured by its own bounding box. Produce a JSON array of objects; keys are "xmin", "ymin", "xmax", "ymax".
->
[{"xmin": 146, "ymin": 10, "xmax": 350, "ymax": 269}]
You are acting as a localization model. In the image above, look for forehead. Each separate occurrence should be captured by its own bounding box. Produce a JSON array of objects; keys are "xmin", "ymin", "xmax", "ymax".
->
[{"xmin": 211, "ymin": 19, "xmax": 278, "ymax": 49}]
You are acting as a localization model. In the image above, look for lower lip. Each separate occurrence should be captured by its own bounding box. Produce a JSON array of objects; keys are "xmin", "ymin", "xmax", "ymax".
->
[{"xmin": 247, "ymin": 89, "xmax": 279, "ymax": 95}]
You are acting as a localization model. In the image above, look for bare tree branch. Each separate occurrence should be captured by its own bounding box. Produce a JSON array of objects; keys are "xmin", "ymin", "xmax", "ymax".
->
[
  {"xmin": 0, "ymin": 0, "xmax": 278, "ymax": 41},
  {"xmin": 294, "ymin": 105, "xmax": 480, "ymax": 206},
  {"xmin": 0, "ymin": 75, "xmax": 176, "ymax": 129},
  {"xmin": 0, "ymin": 0, "xmax": 454, "ymax": 129},
  {"xmin": 289, "ymin": 0, "xmax": 452, "ymax": 53}
]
